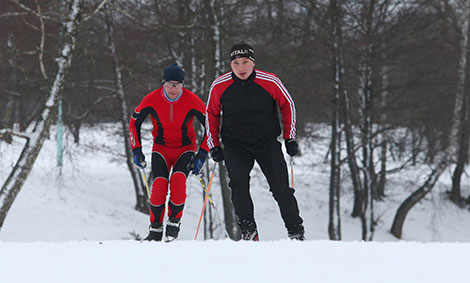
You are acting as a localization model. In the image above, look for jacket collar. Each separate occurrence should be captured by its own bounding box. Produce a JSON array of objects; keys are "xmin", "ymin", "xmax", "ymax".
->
[
  {"xmin": 231, "ymin": 70, "xmax": 256, "ymax": 84},
  {"xmin": 162, "ymin": 87, "xmax": 183, "ymax": 102}
]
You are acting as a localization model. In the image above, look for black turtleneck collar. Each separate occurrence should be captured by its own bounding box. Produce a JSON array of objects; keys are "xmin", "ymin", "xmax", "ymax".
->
[{"xmin": 231, "ymin": 70, "xmax": 256, "ymax": 85}]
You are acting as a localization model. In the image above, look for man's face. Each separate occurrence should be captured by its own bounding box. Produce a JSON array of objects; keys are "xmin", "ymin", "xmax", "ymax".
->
[
  {"xmin": 163, "ymin": 81, "xmax": 183, "ymax": 99},
  {"xmin": 230, "ymin": 57, "xmax": 255, "ymax": 80}
]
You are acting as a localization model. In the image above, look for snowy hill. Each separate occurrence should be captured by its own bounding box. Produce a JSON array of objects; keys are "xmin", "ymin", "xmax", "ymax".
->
[
  {"xmin": 1, "ymin": 123, "xmax": 470, "ymax": 242},
  {"xmin": 1, "ymin": 240, "xmax": 469, "ymax": 283},
  {"xmin": 1, "ymin": 123, "xmax": 470, "ymax": 282}
]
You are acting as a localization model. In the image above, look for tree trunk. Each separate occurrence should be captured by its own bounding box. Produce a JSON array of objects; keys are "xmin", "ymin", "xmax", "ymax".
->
[
  {"xmin": 450, "ymin": 0, "xmax": 470, "ymax": 204},
  {"xmin": 104, "ymin": 3, "xmax": 149, "ymax": 214},
  {"xmin": 391, "ymin": 165, "xmax": 445, "ymax": 238},
  {"xmin": 356, "ymin": 0, "xmax": 382, "ymax": 241},
  {"xmin": 328, "ymin": 115, "xmax": 342, "ymax": 241},
  {"xmin": 219, "ymin": 163, "xmax": 241, "ymax": 240},
  {"xmin": 338, "ymin": 16, "xmax": 362, "ymax": 218},
  {"xmin": 0, "ymin": 0, "xmax": 83, "ymax": 230},
  {"xmin": 341, "ymin": 53, "xmax": 363, "ymax": 219},
  {"xmin": 377, "ymin": 40, "xmax": 389, "ymax": 198},
  {"xmin": 358, "ymin": 48, "xmax": 373, "ymax": 242},
  {"xmin": 450, "ymin": 95, "xmax": 469, "ymax": 205},
  {"xmin": 0, "ymin": 96, "xmax": 15, "ymax": 143},
  {"xmin": 1, "ymin": 34, "xmax": 19, "ymax": 144},
  {"xmin": 391, "ymin": 0, "xmax": 470, "ymax": 237},
  {"xmin": 328, "ymin": 0, "xmax": 342, "ymax": 241},
  {"xmin": 206, "ymin": 0, "xmax": 240, "ymax": 240}
]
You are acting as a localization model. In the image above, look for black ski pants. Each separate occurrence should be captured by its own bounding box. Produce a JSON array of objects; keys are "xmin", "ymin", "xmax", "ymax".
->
[{"xmin": 223, "ymin": 139, "xmax": 303, "ymax": 230}]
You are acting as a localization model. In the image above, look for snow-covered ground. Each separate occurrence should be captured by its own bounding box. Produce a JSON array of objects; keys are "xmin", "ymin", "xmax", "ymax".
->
[
  {"xmin": 1, "ymin": 240, "xmax": 469, "ymax": 283},
  {"xmin": 1, "ymin": 123, "xmax": 470, "ymax": 282}
]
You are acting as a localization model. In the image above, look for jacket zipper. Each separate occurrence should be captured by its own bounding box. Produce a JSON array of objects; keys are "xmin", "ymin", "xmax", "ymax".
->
[{"xmin": 170, "ymin": 104, "xmax": 173, "ymax": 121}]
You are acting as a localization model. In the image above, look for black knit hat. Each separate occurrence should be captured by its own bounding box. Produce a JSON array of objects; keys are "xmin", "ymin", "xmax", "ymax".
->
[
  {"xmin": 163, "ymin": 64, "xmax": 184, "ymax": 82},
  {"xmin": 230, "ymin": 42, "xmax": 255, "ymax": 62}
]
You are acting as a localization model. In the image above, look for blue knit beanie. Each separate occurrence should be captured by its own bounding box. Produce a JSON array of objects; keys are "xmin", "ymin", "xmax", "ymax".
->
[{"xmin": 163, "ymin": 64, "xmax": 185, "ymax": 82}]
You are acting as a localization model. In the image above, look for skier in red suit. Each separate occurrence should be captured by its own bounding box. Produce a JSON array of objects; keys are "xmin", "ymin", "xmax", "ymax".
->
[{"xmin": 129, "ymin": 64, "xmax": 208, "ymax": 242}]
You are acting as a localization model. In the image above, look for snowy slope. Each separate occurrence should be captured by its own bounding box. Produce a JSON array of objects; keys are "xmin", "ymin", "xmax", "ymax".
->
[
  {"xmin": 1, "ymin": 123, "xmax": 470, "ymax": 282},
  {"xmin": 1, "ymin": 123, "xmax": 470, "ymax": 242},
  {"xmin": 1, "ymin": 240, "xmax": 469, "ymax": 283}
]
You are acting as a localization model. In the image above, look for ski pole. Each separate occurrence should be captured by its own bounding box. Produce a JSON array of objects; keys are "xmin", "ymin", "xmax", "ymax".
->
[
  {"xmin": 141, "ymin": 161, "xmax": 151, "ymax": 199},
  {"xmin": 290, "ymin": 156, "xmax": 294, "ymax": 189},
  {"xmin": 194, "ymin": 162, "xmax": 217, "ymax": 240},
  {"xmin": 199, "ymin": 176, "xmax": 216, "ymax": 208},
  {"xmin": 199, "ymin": 174, "xmax": 230, "ymax": 239}
]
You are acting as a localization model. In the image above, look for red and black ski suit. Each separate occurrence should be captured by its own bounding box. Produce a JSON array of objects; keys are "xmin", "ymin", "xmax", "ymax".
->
[
  {"xmin": 129, "ymin": 87, "xmax": 208, "ymax": 224},
  {"xmin": 206, "ymin": 69, "xmax": 303, "ymax": 232}
]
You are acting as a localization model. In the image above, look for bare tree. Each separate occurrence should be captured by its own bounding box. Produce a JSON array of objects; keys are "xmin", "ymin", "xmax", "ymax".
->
[
  {"xmin": 205, "ymin": 0, "xmax": 241, "ymax": 241},
  {"xmin": 327, "ymin": 0, "xmax": 343, "ymax": 241},
  {"xmin": 0, "ymin": 33, "xmax": 18, "ymax": 144},
  {"xmin": 391, "ymin": 0, "xmax": 470, "ymax": 239},
  {"xmin": 450, "ymin": 0, "xmax": 470, "ymax": 205},
  {"xmin": 104, "ymin": 2, "xmax": 149, "ymax": 213},
  {"xmin": 0, "ymin": 0, "xmax": 83, "ymax": 229}
]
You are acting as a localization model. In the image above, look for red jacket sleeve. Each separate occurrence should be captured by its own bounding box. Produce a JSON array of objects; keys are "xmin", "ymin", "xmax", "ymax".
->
[
  {"xmin": 129, "ymin": 94, "xmax": 153, "ymax": 150},
  {"xmin": 206, "ymin": 82, "xmax": 223, "ymax": 149},
  {"xmin": 193, "ymin": 95, "xmax": 210, "ymax": 153},
  {"xmin": 268, "ymin": 75, "xmax": 297, "ymax": 140}
]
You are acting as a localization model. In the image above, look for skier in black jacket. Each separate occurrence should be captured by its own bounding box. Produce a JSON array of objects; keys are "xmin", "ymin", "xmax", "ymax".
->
[{"xmin": 205, "ymin": 42, "xmax": 305, "ymax": 240}]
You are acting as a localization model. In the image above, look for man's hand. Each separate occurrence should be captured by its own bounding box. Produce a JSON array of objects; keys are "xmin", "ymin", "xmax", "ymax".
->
[
  {"xmin": 133, "ymin": 148, "xmax": 147, "ymax": 168},
  {"xmin": 285, "ymin": 139, "xmax": 299, "ymax": 156},
  {"xmin": 210, "ymin": 146, "xmax": 224, "ymax": 162},
  {"xmin": 188, "ymin": 150, "xmax": 207, "ymax": 175}
]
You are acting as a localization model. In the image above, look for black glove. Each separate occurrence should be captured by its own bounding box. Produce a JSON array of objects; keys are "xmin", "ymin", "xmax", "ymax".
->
[
  {"xmin": 133, "ymin": 147, "xmax": 147, "ymax": 168},
  {"xmin": 210, "ymin": 146, "xmax": 224, "ymax": 162},
  {"xmin": 285, "ymin": 139, "xmax": 299, "ymax": 156},
  {"xmin": 188, "ymin": 150, "xmax": 207, "ymax": 175}
]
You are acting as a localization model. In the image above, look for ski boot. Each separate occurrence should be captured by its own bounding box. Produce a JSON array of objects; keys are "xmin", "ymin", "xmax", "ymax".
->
[
  {"xmin": 287, "ymin": 223, "xmax": 305, "ymax": 241},
  {"xmin": 165, "ymin": 218, "xmax": 181, "ymax": 242},
  {"xmin": 144, "ymin": 222, "xmax": 163, "ymax": 241},
  {"xmin": 239, "ymin": 219, "xmax": 259, "ymax": 241}
]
